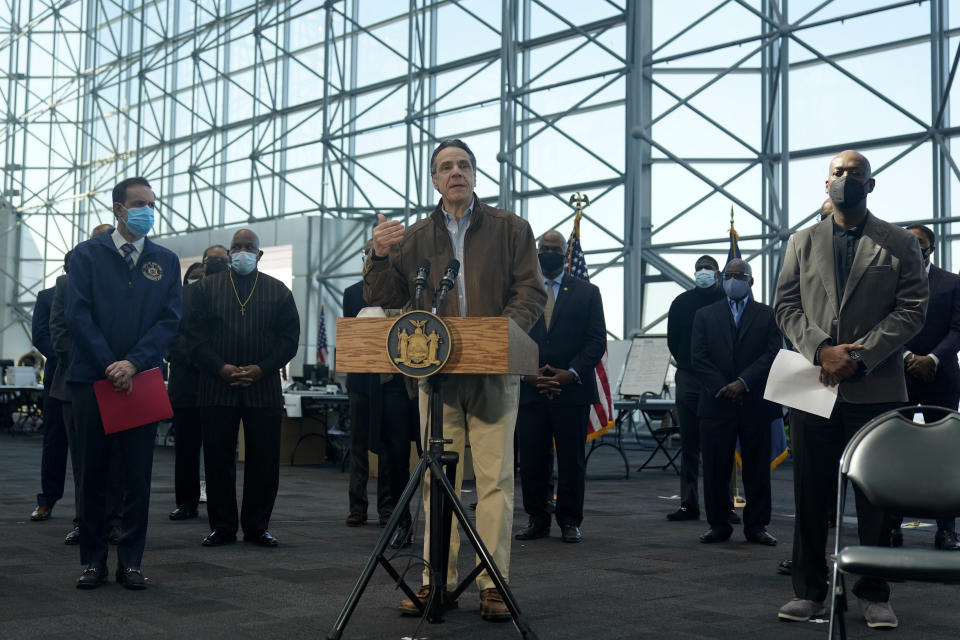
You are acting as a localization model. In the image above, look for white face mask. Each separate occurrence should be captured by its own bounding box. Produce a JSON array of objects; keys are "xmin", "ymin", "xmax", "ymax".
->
[
  {"xmin": 230, "ymin": 250, "xmax": 258, "ymax": 275},
  {"xmin": 694, "ymin": 268, "xmax": 716, "ymax": 288}
]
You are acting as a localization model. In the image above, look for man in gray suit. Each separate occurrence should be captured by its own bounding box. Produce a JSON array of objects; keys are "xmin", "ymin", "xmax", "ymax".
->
[{"xmin": 774, "ymin": 150, "xmax": 927, "ymax": 629}]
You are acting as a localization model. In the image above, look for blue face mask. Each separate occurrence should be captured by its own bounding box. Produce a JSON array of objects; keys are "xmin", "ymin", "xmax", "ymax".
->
[
  {"xmin": 694, "ymin": 269, "xmax": 716, "ymax": 288},
  {"xmin": 123, "ymin": 205, "xmax": 154, "ymax": 237},
  {"xmin": 723, "ymin": 278, "xmax": 751, "ymax": 301},
  {"xmin": 231, "ymin": 250, "xmax": 258, "ymax": 275}
]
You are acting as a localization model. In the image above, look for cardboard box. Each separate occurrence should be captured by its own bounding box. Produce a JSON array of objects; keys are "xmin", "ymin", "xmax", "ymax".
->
[{"xmin": 238, "ymin": 416, "xmax": 328, "ymax": 466}]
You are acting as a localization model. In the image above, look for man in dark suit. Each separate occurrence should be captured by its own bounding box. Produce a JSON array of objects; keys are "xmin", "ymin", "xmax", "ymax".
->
[
  {"xmin": 29, "ymin": 284, "xmax": 66, "ymax": 523},
  {"xmin": 342, "ymin": 277, "xmax": 419, "ymax": 548},
  {"xmin": 894, "ymin": 224, "xmax": 960, "ymax": 550},
  {"xmin": 188, "ymin": 228, "xmax": 300, "ymax": 548},
  {"xmin": 691, "ymin": 258, "xmax": 781, "ymax": 545},
  {"xmin": 49, "ymin": 226, "xmax": 118, "ymax": 546},
  {"xmin": 515, "ymin": 230, "xmax": 606, "ymax": 544},
  {"xmin": 665, "ymin": 255, "xmax": 725, "ymax": 521},
  {"xmin": 67, "ymin": 177, "xmax": 182, "ymax": 589},
  {"xmin": 775, "ymin": 151, "xmax": 927, "ymax": 627},
  {"xmin": 166, "ymin": 245, "xmax": 230, "ymax": 521}
]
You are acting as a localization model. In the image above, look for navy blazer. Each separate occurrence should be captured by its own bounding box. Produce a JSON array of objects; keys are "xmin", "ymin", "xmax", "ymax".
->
[
  {"xmin": 519, "ymin": 274, "xmax": 607, "ymax": 407},
  {"xmin": 32, "ymin": 287, "xmax": 57, "ymax": 387},
  {"xmin": 691, "ymin": 298, "xmax": 782, "ymax": 421},
  {"xmin": 342, "ymin": 281, "xmax": 372, "ymax": 394},
  {"xmin": 905, "ymin": 264, "xmax": 960, "ymax": 398},
  {"xmin": 66, "ymin": 234, "xmax": 182, "ymax": 383},
  {"xmin": 48, "ymin": 274, "xmax": 71, "ymax": 401},
  {"xmin": 166, "ymin": 281, "xmax": 201, "ymax": 408}
]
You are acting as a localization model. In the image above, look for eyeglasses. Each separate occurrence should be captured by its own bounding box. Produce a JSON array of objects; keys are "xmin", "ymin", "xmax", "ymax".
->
[{"xmin": 723, "ymin": 272, "xmax": 750, "ymax": 281}]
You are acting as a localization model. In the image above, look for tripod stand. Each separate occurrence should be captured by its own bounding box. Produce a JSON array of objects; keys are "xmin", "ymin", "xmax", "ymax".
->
[{"xmin": 326, "ymin": 373, "xmax": 537, "ymax": 639}]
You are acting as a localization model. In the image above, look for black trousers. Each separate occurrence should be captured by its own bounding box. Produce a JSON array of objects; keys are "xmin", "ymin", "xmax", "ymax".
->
[
  {"xmin": 790, "ymin": 402, "xmax": 900, "ymax": 603},
  {"xmin": 202, "ymin": 406, "xmax": 281, "ymax": 537},
  {"xmin": 700, "ymin": 412, "xmax": 771, "ymax": 535},
  {"xmin": 173, "ymin": 407, "xmax": 204, "ymax": 509},
  {"xmin": 348, "ymin": 382, "xmax": 417, "ymax": 523},
  {"xmin": 70, "ymin": 383, "xmax": 156, "ymax": 569},
  {"xmin": 517, "ymin": 402, "xmax": 590, "ymax": 527},
  {"xmin": 61, "ymin": 401, "xmax": 80, "ymax": 522},
  {"xmin": 380, "ymin": 380, "xmax": 416, "ymax": 524},
  {"xmin": 674, "ymin": 369, "xmax": 702, "ymax": 510},
  {"xmin": 348, "ymin": 392, "xmax": 390, "ymax": 518},
  {"xmin": 37, "ymin": 389, "xmax": 68, "ymax": 508}
]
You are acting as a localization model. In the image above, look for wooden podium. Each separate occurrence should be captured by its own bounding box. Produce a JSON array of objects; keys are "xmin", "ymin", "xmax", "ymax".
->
[
  {"xmin": 328, "ymin": 314, "xmax": 539, "ymax": 639},
  {"xmin": 335, "ymin": 316, "xmax": 539, "ymax": 376}
]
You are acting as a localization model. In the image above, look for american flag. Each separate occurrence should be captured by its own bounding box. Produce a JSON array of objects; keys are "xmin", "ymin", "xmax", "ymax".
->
[
  {"xmin": 728, "ymin": 208, "xmax": 788, "ymax": 470},
  {"xmin": 316, "ymin": 304, "xmax": 329, "ymax": 364},
  {"xmin": 566, "ymin": 212, "xmax": 614, "ymax": 442}
]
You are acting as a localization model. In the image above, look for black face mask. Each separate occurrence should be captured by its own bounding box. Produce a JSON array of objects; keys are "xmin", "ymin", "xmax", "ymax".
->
[
  {"xmin": 538, "ymin": 252, "xmax": 564, "ymax": 274},
  {"xmin": 204, "ymin": 257, "xmax": 229, "ymax": 275},
  {"xmin": 829, "ymin": 176, "xmax": 868, "ymax": 210}
]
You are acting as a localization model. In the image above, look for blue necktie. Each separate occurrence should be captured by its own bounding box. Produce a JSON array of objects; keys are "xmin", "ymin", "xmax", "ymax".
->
[{"xmin": 121, "ymin": 243, "xmax": 136, "ymax": 270}]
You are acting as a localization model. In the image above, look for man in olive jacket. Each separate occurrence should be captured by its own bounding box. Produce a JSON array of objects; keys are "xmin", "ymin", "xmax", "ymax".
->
[
  {"xmin": 364, "ymin": 138, "xmax": 545, "ymax": 621},
  {"xmin": 774, "ymin": 150, "xmax": 927, "ymax": 629}
]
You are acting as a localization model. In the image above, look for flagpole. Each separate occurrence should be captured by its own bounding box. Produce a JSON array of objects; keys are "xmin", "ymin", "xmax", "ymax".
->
[
  {"xmin": 567, "ymin": 192, "xmax": 589, "ymax": 275},
  {"xmin": 728, "ymin": 205, "xmax": 745, "ymax": 509}
]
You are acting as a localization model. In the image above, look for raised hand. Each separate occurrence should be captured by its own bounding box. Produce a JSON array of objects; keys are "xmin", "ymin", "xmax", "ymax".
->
[{"xmin": 372, "ymin": 213, "xmax": 405, "ymax": 258}]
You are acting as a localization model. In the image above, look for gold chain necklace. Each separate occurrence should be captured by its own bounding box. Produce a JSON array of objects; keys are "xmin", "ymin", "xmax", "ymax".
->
[{"xmin": 228, "ymin": 270, "xmax": 259, "ymax": 317}]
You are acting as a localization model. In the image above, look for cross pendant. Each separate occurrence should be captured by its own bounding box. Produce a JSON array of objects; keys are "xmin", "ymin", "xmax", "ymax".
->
[{"xmin": 241, "ymin": 307, "xmax": 245, "ymax": 317}]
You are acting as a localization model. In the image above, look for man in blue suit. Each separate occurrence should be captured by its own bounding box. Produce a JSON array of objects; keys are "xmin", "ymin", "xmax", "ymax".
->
[
  {"xmin": 515, "ymin": 229, "xmax": 606, "ymax": 544},
  {"xmin": 67, "ymin": 177, "xmax": 182, "ymax": 589},
  {"xmin": 691, "ymin": 258, "xmax": 782, "ymax": 546},
  {"xmin": 894, "ymin": 224, "xmax": 960, "ymax": 550},
  {"xmin": 29, "ymin": 284, "xmax": 65, "ymax": 522}
]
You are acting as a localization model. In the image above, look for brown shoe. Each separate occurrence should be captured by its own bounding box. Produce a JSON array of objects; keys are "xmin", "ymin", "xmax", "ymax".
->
[
  {"xmin": 345, "ymin": 512, "xmax": 367, "ymax": 527},
  {"xmin": 30, "ymin": 505, "xmax": 52, "ymax": 521},
  {"xmin": 480, "ymin": 588, "xmax": 511, "ymax": 621},
  {"xmin": 398, "ymin": 585, "xmax": 458, "ymax": 616}
]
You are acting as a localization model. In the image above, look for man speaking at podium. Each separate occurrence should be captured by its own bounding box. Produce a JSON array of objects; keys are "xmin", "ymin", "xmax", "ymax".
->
[{"xmin": 364, "ymin": 139, "xmax": 545, "ymax": 620}]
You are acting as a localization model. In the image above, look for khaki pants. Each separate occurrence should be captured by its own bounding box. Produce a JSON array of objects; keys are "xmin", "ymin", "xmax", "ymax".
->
[{"xmin": 419, "ymin": 374, "xmax": 519, "ymax": 591}]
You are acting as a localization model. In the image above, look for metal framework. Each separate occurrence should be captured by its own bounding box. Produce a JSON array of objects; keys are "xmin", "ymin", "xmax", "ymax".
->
[{"xmin": 2, "ymin": 0, "xmax": 959, "ymax": 354}]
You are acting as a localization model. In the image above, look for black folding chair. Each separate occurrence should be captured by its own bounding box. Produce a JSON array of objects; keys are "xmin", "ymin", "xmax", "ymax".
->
[
  {"xmin": 635, "ymin": 391, "xmax": 681, "ymax": 474},
  {"xmin": 828, "ymin": 405, "xmax": 960, "ymax": 638}
]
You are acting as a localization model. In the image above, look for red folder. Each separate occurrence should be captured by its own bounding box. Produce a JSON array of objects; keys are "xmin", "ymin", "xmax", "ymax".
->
[{"xmin": 93, "ymin": 367, "xmax": 173, "ymax": 434}]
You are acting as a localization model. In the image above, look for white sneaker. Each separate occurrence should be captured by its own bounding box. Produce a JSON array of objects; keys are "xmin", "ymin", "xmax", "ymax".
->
[{"xmin": 857, "ymin": 597, "xmax": 898, "ymax": 629}]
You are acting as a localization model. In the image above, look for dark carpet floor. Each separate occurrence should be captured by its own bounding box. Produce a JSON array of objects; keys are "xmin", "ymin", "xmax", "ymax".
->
[{"xmin": 0, "ymin": 430, "xmax": 956, "ymax": 639}]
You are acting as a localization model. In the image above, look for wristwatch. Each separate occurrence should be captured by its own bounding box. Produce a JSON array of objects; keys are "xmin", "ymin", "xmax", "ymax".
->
[{"xmin": 849, "ymin": 351, "xmax": 863, "ymax": 362}]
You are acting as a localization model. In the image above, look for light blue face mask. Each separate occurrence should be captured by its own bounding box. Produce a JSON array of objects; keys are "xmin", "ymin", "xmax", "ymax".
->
[
  {"xmin": 723, "ymin": 278, "xmax": 751, "ymax": 301},
  {"xmin": 231, "ymin": 250, "xmax": 258, "ymax": 275},
  {"xmin": 694, "ymin": 269, "xmax": 716, "ymax": 288},
  {"xmin": 123, "ymin": 205, "xmax": 154, "ymax": 237}
]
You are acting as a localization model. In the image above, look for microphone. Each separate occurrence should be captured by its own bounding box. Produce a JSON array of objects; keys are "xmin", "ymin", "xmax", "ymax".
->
[
  {"xmin": 433, "ymin": 259, "xmax": 461, "ymax": 313},
  {"xmin": 413, "ymin": 259, "xmax": 431, "ymax": 306}
]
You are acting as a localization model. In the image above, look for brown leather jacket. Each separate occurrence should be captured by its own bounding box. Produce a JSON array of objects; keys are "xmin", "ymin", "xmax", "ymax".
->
[{"xmin": 363, "ymin": 199, "xmax": 546, "ymax": 332}]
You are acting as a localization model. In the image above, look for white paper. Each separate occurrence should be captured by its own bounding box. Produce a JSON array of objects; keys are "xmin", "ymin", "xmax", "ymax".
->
[
  {"xmin": 619, "ymin": 336, "xmax": 671, "ymax": 397},
  {"xmin": 356, "ymin": 306, "xmax": 386, "ymax": 318},
  {"xmin": 763, "ymin": 349, "xmax": 838, "ymax": 418}
]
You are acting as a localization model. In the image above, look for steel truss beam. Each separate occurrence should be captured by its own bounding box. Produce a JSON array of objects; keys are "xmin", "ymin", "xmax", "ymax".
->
[{"xmin": 3, "ymin": 0, "xmax": 958, "ymax": 347}]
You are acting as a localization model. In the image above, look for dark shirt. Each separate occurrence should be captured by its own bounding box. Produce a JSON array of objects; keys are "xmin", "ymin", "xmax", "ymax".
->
[
  {"xmin": 188, "ymin": 269, "xmax": 300, "ymax": 408},
  {"xmin": 667, "ymin": 284, "xmax": 725, "ymax": 371},
  {"xmin": 833, "ymin": 214, "xmax": 868, "ymax": 300}
]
